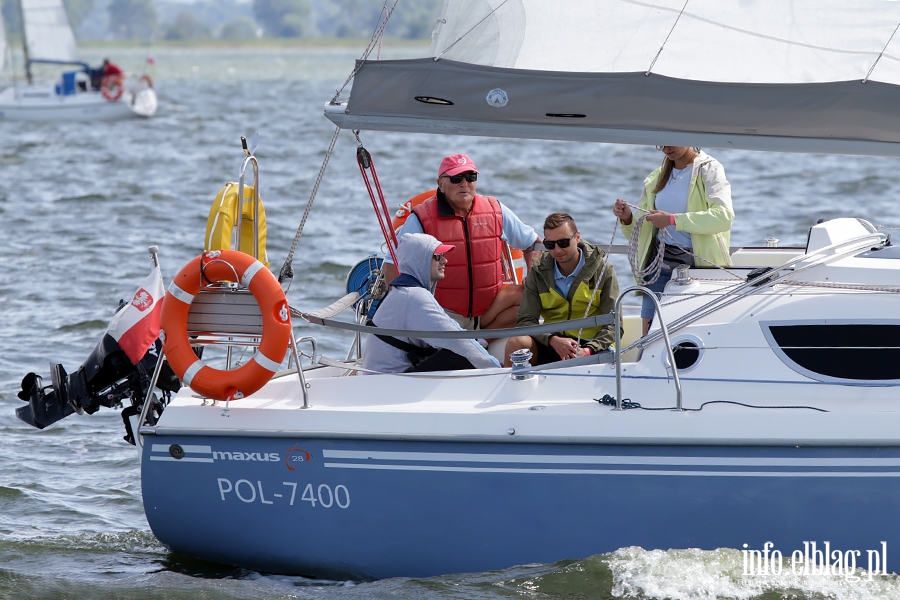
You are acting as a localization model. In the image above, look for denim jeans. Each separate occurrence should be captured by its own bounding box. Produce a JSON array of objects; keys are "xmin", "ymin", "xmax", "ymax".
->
[{"xmin": 640, "ymin": 270, "xmax": 673, "ymax": 319}]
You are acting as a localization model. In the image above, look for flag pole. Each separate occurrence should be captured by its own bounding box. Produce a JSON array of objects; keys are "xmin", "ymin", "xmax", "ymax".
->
[{"xmin": 137, "ymin": 245, "xmax": 164, "ymax": 449}]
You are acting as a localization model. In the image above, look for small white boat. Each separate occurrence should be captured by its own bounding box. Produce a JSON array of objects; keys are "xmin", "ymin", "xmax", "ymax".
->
[{"xmin": 0, "ymin": 0, "xmax": 157, "ymax": 120}]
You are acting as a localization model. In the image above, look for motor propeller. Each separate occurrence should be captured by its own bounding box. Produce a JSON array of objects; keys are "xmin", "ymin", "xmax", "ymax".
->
[{"xmin": 16, "ymin": 331, "xmax": 181, "ymax": 444}]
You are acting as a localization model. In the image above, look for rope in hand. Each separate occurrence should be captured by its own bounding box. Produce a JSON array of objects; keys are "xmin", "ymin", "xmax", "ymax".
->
[
  {"xmin": 626, "ymin": 211, "xmax": 745, "ymax": 287},
  {"xmin": 627, "ymin": 213, "xmax": 666, "ymax": 286}
]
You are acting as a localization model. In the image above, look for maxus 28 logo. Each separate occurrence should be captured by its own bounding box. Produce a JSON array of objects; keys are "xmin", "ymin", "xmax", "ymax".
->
[
  {"xmin": 210, "ymin": 446, "xmax": 312, "ymax": 470},
  {"xmin": 285, "ymin": 445, "xmax": 312, "ymax": 471}
]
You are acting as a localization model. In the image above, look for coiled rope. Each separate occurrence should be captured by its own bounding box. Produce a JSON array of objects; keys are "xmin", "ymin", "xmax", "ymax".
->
[{"xmin": 627, "ymin": 213, "xmax": 666, "ymax": 286}]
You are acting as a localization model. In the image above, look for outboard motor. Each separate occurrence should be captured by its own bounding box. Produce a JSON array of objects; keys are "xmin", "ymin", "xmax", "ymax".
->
[{"xmin": 17, "ymin": 331, "xmax": 181, "ymax": 444}]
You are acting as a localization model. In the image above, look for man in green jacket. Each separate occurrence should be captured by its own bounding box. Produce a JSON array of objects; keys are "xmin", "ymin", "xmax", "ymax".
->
[{"xmin": 503, "ymin": 213, "xmax": 619, "ymax": 367}]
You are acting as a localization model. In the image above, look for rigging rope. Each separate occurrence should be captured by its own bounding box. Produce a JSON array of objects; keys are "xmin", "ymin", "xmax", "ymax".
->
[
  {"xmin": 644, "ymin": 0, "xmax": 690, "ymax": 76},
  {"xmin": 278, "ymin": 126, "xmax": 342, "ymax": 287},
  {"xmin": 281, "ymin": 4, "xmax": 399, "ymax": 287},
  {"xmin": 330, "ymin": 1, "xmax": 398, "ymax": 104},
  {"xmin": 863, "ymin": 18, "xmax": 900, "ymax": 83},
  {"xmin": 354, "ymin": 131, "xmax": 400, "ymax": 266},
  {"xmin": 436, "ymin": 0, "xmax": 511, "ymax": 60}
]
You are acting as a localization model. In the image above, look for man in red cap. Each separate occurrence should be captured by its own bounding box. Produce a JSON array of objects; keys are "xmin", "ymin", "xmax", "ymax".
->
[{"xmin": 383, "ymin": 154, "xmax": 541, "ymax": 331}]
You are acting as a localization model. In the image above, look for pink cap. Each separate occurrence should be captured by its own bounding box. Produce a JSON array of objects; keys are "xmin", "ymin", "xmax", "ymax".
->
[
  {"xmin": 434, "ymin": 243, "xmax": 455, "ymax": 254},
  {"xmin": 438, "ymin": 154, "xmax": 478, "ymax": 178}
]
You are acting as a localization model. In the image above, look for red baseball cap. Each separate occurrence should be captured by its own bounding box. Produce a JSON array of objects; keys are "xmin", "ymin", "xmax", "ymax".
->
[
  {"xmin": 434, "ymin": 242, "xmax": 455, "ymax": 254},
  {"xmin": 438, "ymin": 154, "xmax": 478, "ymax": 178}
]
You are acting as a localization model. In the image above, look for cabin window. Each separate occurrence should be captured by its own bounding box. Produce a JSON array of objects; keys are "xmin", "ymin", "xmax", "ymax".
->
[
  {"xmin": 664, "ymin": 335, "xmax": 704, "ymax": 372},
  {"xmin": 762, "ymin": 321, "xmax": 900, "ymax": 382}
]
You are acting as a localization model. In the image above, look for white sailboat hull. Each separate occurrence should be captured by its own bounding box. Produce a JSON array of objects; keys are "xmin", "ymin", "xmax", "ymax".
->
[{"xmin": 0, "ymin": 84, "xmax": 157, "ymax": 121}]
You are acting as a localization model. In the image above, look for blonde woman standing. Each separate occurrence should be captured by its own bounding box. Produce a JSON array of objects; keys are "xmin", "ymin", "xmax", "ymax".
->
[{"xmin": 613, "ymin": 146, "xmax": 734, "ymax": 336}]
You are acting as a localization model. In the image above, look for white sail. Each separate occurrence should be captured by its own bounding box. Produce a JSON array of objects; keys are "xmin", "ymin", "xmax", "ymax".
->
[
  {"xmin": 22, "ymin": 0, "xmax": 79, "ymax": 63},
  {"xmin": 0, "ymin": 5, "xmax": 7, "ymax": 69},
  {"xmin": 430, "ymin": 0, "xmax": 900, "ymax": 85},
  {"xmin": 328, "ymin": 0, "xmax": 900, "ymax": 156}
]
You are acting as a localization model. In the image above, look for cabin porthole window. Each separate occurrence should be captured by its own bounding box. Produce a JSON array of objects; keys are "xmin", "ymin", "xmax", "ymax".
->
[{"xmin": 662, "ymin": 335, "xmax": 704, "ymax": 372}]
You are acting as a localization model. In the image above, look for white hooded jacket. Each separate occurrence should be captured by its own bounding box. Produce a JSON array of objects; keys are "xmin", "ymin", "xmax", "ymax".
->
[{"xmin": 361, "ymin": 233, "xmax": 501, "ymax": 373}]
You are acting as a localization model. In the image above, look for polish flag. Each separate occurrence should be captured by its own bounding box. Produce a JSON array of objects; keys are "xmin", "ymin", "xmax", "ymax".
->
[{"xmin": 107, "ymin": 265, "xmax": 165, "ymax": 365}]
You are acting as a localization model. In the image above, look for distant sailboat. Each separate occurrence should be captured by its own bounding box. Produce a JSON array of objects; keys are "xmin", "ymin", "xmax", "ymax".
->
[{"xmin": 0, "ymin": 0, "xmax": 157, "ymax": 120}]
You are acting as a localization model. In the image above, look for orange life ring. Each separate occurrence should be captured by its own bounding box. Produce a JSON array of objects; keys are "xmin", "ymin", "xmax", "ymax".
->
[
  {"xmin": 160, "ymin": 250, "xmax": 292, "ymax": 401},
  {"xmin": 101, "ymin": 74, "xmax": 124, "ymax": 101},
  {"xmin": 392, "ymin": 190, "xmax": 526, "ymax": 283}
]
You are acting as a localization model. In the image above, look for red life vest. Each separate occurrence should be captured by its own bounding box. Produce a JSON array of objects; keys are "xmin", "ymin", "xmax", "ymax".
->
[{"xmin": 413, "ymin": 193, "xmax": 504, "ymax": 317}]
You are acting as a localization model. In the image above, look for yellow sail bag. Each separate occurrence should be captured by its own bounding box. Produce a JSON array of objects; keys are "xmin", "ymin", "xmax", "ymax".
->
[{"xmin": 204, "ymin": 182, "xmax": 269, "ymax": 266}]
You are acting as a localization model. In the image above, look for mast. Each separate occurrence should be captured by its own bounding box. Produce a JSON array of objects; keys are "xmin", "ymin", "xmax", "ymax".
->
[{"xmin": 17, "ymin": 0, "xmax": 31, "ymax": 83}]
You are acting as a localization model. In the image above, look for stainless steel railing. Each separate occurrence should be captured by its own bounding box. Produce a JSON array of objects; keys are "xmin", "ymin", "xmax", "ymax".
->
[{"xmin": 614, "ymin": 286, "xmax": 682, "ymax": 411}]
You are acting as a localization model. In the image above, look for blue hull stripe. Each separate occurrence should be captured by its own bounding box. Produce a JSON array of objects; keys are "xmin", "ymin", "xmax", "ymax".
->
[
  {"xmin": 151, "ymin": 444, "xmax": 212, "ymax": 453},
  {"xmin": 149, "ymin": 444, "xmax": 214, "ymax": 462},
  {"xmin": 322, "ymin": 449, "xmax": 900, "ymax": 467},
  {"xmin": 323, "ymin": 462, "xmax": 900, "ymax": 477}
]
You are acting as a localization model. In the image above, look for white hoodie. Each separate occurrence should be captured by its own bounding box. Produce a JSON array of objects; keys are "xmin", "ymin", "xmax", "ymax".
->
[{"xmin": 361, "ymin": 233, "xmax": 501, "ymax": 373}]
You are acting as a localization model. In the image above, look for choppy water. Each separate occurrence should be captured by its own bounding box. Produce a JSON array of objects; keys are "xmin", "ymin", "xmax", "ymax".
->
[{"xmin": 3, "ymin": 45, "xmax": 900, "ymax": 599}]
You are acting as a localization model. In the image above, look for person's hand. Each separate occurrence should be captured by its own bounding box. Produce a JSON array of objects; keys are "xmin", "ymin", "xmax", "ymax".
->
[
  {"xmin": 575, "ymin": 346, "xmax": 591, "ymax": 358},
  {"xmin": 613, "ymin": 199, "xmax": 633, "ymax": 225},
  {"xmin": 525, "ymin": 237, "xmax": 543, "ymax": 265},
  {"xmin": 549, "ymin": 335, "xmax": 578, "ymax": 360},
  {"xmin": 647, "ymin": 209, "xmax": 672, "ymax": 229}
]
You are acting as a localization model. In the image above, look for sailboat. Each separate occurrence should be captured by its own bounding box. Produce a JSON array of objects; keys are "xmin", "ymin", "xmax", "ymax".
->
[
  {"xmin": 14, "ymin": 0, "xmax": 900, "ymax": 581},
  {"xmin": 0, "ymin": 0, "xmax": 157, "ymax": 120}
]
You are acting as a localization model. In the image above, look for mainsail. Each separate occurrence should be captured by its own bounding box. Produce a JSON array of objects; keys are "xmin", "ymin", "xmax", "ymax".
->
[
  {"xmin": 22, "ymin": 0, "xmax": 79, "ymax": 63},
  {"xmin": 326, "ymin": 0, "xmax": 900, "ymax": 156}
]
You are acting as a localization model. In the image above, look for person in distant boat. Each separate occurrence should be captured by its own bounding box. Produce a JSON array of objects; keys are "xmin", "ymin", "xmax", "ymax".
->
[
  {"xmin": 382, "ymin": 154, "xmax": 542, "ymax": 331},
  {"xmin": 503, "ymin": 212, "xmax": 619, "ymax": 367},
  {"xmin": 362, "ymin": 233, "xmax": 501, "ymax": 374},
  {"xmin": 89, "ymin": 59, "xmax": 124, "ymax": 91},
  {"xmin": 613, "ymin": 146, "xmax": 733, "ymax": 336}
]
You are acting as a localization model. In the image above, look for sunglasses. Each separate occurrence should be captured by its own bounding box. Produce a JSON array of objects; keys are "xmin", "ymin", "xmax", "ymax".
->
[
  {"xmin": 432, "ymin": 253, "xmax": 446, "ymax": 262},
  {"xmin": 542, "ymin": 234, "xmax": 576, "ymax": 250},
  {"xmin": 441, "ymin": 172, "xmax": 478, "ymax": 184}
]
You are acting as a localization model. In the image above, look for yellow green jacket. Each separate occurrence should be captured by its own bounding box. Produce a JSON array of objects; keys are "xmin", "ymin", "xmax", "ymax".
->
[
  {"xmin": 516, "ymin": 241, "xmax": 619, "ymax": 354},
  {"xmin": 622, "ymin": 151, "xmax": 734, "ymax": 270}
]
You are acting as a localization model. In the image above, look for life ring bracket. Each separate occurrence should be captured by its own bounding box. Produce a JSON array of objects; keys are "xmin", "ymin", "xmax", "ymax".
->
[{"xmin": 160, "ymin": 250, "xmax": 292, "ymax": 401}]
